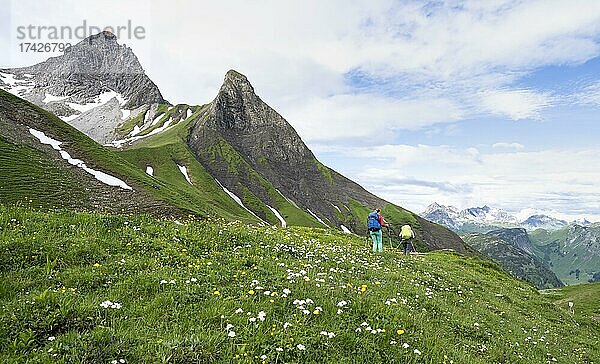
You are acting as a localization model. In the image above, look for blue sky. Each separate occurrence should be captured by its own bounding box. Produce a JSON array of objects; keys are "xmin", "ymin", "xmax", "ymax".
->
[{"xmin": 2, "ymin": 0, "xmax": 600, "ymax": 221}]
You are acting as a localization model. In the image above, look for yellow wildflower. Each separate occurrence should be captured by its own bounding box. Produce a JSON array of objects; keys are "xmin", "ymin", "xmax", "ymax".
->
[{"xmin": 397, "ymin": 329, "xmax": 405, "ymax": 335}]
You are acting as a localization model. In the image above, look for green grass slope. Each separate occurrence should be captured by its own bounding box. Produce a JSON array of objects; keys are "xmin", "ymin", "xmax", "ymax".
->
[
  {"xmin": 530, "ymin": 225, "xmax": 600, "ymax": 285},
  {"xmin": 541, "ymin": 283, "xmax": 600, "ymax": 324},
  {"xmin": 1, "ymin": 206, "xmax": 598, "ymax": 363},
  {"xmin": 188, "ymin": 132, "xmax": 323, "ymax": 228},
  {"xmin": 115, "ymin": 107, "xmax": 261, "ymax": 225},
  {"xmin": 0, "ymin": 90, "xmax": 258, "ymax": 223},
  {"xmin": 462, "ymin": 233, "xmax": 563, "ymax": 289},
  {"xmin": 0, "ymin": 90, "xmax": 175, "ymax": 215}
]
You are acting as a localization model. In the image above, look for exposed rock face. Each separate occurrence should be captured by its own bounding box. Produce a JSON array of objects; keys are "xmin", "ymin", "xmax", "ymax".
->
[
  {"xmin": 189, "ymin": 71, "xmax": 380, "ymax": 226},
  {"xmin": 206, "ymin": 70, "xmax": 315, "ymax": 167},
  {"xmin": 487, "ymin": 228, "xmax": 533, "ymax": 254},
  {"xmin": 521, "ymin": 214, "xmax": 568, "ymax": 230},
  {"xmin": 0, "ymin": 31, "xmax": 165, "ymax": 143}
]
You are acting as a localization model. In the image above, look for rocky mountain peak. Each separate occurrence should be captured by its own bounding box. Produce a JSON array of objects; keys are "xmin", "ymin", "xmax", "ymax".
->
[
  {"xmin": 222, "ymin": 69, "xmax": 255, "ymax": 93},
  {"xmin": 521, "ymin": 214, "xmax": 568, "ymax": 230},
  {"xmin": 208, "ymin": 69, "xmax": 299, "ymax": 138},
  {"xmin": 0, "ymin": 32, "xmax": 166, "ymax": 144},
  {"xmin": 39, "ymin": 31, "xmax": 144, "ymax": 76}
]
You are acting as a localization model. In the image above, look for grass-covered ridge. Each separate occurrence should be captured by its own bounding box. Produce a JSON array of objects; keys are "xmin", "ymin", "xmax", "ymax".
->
[
  {"xmin": 1, "ymin": 206, "xmax": 598, "ymax": 363},
  {"xmin": 541, "ymin": 283, "xmax": 600, "ymax": 323},
  {"xmin": 0, "ymin": 90, "xmax": 258, "ymax": 220}
]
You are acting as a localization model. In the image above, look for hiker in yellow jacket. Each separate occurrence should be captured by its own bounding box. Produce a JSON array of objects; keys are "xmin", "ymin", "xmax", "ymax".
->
[{"xmin": 400, "ymin": 224, "xmax": 415, "ymax": 255}]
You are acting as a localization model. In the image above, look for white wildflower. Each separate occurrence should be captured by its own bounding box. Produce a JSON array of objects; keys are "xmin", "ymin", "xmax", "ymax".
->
[{"xmin": 258, "ymin": 311, "xmax": 266, "ymax": 321}]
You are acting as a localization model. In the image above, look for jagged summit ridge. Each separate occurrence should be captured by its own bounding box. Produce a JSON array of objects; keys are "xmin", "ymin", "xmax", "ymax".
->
[
  {"xmin": 223, "ymin": 69, "xmax": 255, "ymax": 92},
  {"xmin": 208, "ymin": 69, "xmax": 293, "ymax": 133},
  {"xmin": 18, "ymin": 30, "xmax": 146, "ymax": 77},
  {"xmin": 422, "ymin": 202, "xmax": 586, "ymax": 232}
]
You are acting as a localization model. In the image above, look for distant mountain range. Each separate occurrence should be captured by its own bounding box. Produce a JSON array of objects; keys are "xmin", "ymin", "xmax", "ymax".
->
[
  {"xmin": 422, "ymin": 203, "xmax": 599, "ymax": 286},
  {"xmin": 529, "ymin": 224, "xmax": 600, "ymax": 285},
  {"xmin": 421, "ymin": 202, "xmax": 590, "ymax": 232},
  {"xmin": 462, "ymin": 228, "xmax": 564, "ymax": 289},
  {"xmin": 464, "ymin": 224, "xmax": 600, "ymax": 286},
  {"xmin": 0, "ymin": 31, "xmax": 473, "ymax": 255}
]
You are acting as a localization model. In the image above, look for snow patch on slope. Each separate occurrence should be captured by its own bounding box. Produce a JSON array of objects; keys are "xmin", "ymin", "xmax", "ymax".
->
[
  {"xmin": 177, "ymin": 164, "xmax": 192, "ymax": 184},
  {"xmin": 267, "ymin": 205, "xmax": 287, "ymax": 227},
  {"xmin": 340, "ymin": 225, "xmax": 351, "ymax": 233},
  {"xmin": 28, "ymin": 128, "xmax": 132, "ymax": 190},
  {"xmin": 307, "ymin": 208, "xmax": 328, "ymax": 227},
  {"xmin": 60, "ymin": 115, "xmax": 79, "ymax": 122},
  {"xmin": 121, "ymin": 109, "xmax": 131, "ymax": 120},
  {"xmin": 66, "ymin": 91, "xmax": 127, "ymax": 113},
  {"xmin": 146, "ymin": 166, "xmax": 154, "ymax": 176},
  {"xmin": 43, "ymin": 93, "xmax": 69, "ymax": 103},
  {"xmin": 214, "ymin": 179, "xmax": 266, "ymax": 223}
]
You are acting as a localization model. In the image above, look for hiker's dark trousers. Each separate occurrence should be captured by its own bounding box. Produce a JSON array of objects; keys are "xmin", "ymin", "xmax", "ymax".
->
[{"xmin": 402, "ymin": 240, "xmax": 413, "ymax": 255}]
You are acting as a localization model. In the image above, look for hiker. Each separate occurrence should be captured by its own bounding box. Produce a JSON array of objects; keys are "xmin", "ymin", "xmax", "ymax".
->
[
  {"xmin": 367, "ymin": 209, "xmax": 387, "ymax": 253},
  {"xmin": 400, "ymin": 224, "xmax": 416, "ymax": 255}
]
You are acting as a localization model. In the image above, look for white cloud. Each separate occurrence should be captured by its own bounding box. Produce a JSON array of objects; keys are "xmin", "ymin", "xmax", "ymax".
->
[
  {"xmin": 481, "ymin": 89, "xmax": 553, "ymax": 120},
  {"xmin": 574, "ymin": 81, "xmax": 600, "ymax": 106},
  {"xmin": 285, "ymin": 94, "xmax": 463, "ymax": 143},
  {"xmin": 492, "ymin": 142, "xmax": 525, "ymax": 150},
  {"xmin": 327, "ymin": 144, "xmax": 600, "ymax": 221},
  {"xmin": 4, "ymin": 0, "xmax": 600, "ymax": 130}
]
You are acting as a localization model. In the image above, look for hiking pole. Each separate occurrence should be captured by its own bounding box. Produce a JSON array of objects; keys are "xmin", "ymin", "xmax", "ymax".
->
[
  {"xmin": 388, "ymin": 225, "xmax": 397, "ymax": 249},
  {"xmin": 386, "ymin": 226, "xmax": 392, "ymax": 249}
]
